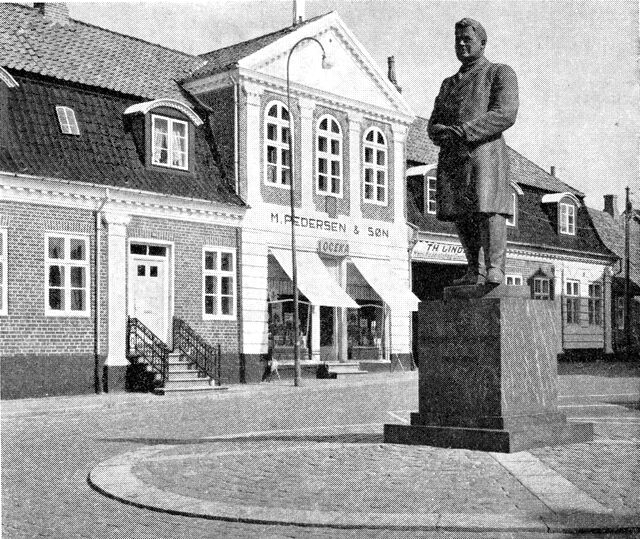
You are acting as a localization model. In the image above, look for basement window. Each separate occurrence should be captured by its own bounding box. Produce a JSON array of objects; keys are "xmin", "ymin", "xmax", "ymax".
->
[{"xmin": 55, "ymin": 106, "xmax": 80, "ymax": 135}]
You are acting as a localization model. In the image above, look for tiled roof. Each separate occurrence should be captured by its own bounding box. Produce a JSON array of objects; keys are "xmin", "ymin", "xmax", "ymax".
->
[
  {"xmin": 588, "ymin": 207, "xmax": 640, "ymax": 287},
  {"xmin": 1, "ymin": 73, "xmax": 244, "ymax": 206},
  {"xmin": 185, "ymin": 13, "xmax": 330, "ymax": 80},
  {"xmin": 0, "ymin": 3, "xmax": 201, "ymax": 99},
  {"xmin": 407, "ymin": 117, "xmax": 584, "ymax": 196}
]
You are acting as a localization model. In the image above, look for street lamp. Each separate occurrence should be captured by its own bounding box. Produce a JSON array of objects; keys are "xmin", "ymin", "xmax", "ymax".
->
[{"xmin": 286, "ymin": 37, "xmax": 332, "ymax": 387}]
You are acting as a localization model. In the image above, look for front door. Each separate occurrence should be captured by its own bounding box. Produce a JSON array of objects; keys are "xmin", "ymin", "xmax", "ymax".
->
[{"xmin": 129, "ymin": 251, "xmax": 169, "ymax": 342}]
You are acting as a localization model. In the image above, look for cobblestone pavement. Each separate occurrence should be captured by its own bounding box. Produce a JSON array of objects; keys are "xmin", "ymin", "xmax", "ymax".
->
[{"xmin": 3, "ymin": 371, "xmax": 640, "ymax": 538}]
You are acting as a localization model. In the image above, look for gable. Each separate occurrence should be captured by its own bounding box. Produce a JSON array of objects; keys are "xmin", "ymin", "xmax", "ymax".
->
[{"xmin": 238, "ymin": 14, "xmax": 413, "ymax": 117}]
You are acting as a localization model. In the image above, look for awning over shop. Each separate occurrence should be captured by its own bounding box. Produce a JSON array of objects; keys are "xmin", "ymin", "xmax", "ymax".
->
[
  {"xmin": 269, "ymin": 248, "xmax": 359, "ymax": 309},
  {"xmin": 350, "ymin": 257, "xmax": 420, "ymax": 312}
]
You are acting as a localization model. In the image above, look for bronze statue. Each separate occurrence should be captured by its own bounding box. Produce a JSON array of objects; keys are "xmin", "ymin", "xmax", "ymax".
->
[{"xmin": 428, "ymin": 18, "xmax": 518, "ymax": 285}]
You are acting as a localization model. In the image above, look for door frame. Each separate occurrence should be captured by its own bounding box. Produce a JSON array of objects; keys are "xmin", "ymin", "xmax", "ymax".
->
[{"xmin": 127, "ymin": 237, "xmax": 175, "ymax": 345}]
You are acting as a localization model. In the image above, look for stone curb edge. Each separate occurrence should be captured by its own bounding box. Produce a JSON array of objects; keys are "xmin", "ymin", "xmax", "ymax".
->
[{"xmin": 88, "ymin": 446, "xmax": 640, "ymax": 533}]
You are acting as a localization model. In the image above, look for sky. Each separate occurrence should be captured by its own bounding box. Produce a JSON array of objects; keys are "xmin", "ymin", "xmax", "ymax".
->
[{"xmin": 66, "ymin": 0, "xmax": 639, "ymax": 210}]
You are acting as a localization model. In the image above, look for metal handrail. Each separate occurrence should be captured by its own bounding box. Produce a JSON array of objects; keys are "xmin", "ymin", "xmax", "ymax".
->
[
  {"xmin": 127, "ymin": 317, "xmax": 169, "ymax": 382},
  {"xmin": 172, "ymin": 317, "xmax": 221, "ymax": 385}
]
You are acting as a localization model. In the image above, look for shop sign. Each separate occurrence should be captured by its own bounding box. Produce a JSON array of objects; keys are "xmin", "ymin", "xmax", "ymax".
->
[
  {"xmin": 412, "ymin": 240, "xmax": 466, "ymax": 263},
  {"xmin": 269, "ymin": 212, "xmax": 389, "ymax": 239},
  {"xmin": 317, "ymin": 239, "xmax": 349, "ymax": 257}
]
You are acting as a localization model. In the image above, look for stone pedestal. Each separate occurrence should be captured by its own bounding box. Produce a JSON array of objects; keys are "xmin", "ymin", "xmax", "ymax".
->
[{"xmin": 384, "ymin": 284, "xmax": 593, "ymax": 452}]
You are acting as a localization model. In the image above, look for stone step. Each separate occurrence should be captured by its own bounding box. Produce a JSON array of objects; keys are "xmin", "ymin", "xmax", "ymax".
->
[
  {"xmin": 333, "ymin": 370, "xmax": 368, "ymax": 379},
  {"xmin": 155, "ymin": 385, "xmax": 228, "ymax": 395},
  {"xmin": 167, "ymin": 370, "xmax": 210, "ymax": 381},
  {"xmin": 163, "ymin": 377, "xmax": 213, "ymax": 390}
]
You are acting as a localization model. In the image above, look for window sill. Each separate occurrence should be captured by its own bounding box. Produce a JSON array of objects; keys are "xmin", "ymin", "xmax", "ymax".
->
[
  {"xmin": 45, "ymin": 311, "xmax": 90, "ymax": 318},
  {"xmin": 203, "ymin": 315, "xmax": 236, "ymax": 321},
  {"xmin": 362, "ymin": 199, "xmax": 388, "ymax": 207}
]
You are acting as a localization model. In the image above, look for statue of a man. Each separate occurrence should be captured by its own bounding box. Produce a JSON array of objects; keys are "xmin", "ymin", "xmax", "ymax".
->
[{"xmin": 428, "ymin": 18, "xmax": 518, "ymax": 285}]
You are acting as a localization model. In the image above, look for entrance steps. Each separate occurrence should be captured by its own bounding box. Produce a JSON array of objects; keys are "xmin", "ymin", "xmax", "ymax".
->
[
  {"xmin": 155, "ymin": 352, "xmax": 228, "ymax": 395},
  {"xmin": 319, "ymin": 361, "xmax": 368, "ymax": 380}
]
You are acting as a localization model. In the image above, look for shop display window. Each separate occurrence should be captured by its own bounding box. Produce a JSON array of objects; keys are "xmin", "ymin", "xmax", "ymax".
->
[
  {"xmin": 268, "ymin": 295, "xmax": 311, "ymax": 357},
  {"xmin": 347, "ymin": 301, "xmax": 385, "ymax": 360}
]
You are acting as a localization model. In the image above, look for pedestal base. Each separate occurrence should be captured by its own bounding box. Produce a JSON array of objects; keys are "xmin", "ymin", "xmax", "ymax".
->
[{"xmin": 384, "ymin": 421, "xmax": 594, "ymax": 453}]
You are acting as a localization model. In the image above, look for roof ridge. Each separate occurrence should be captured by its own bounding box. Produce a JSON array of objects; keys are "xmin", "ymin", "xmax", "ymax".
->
[
  {"xmin": 17, "ymin": 3, "xmax": 197, "ymax": 59},
  {"xmin": 506, "ymin": 146, "xmax": 583, "ymax": 195},
  {"xmin": 198, "ymin": 11, "xmax": 333, "ymax": 58}
]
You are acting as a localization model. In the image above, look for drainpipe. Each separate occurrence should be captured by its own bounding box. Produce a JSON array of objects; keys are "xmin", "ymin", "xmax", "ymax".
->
[
  {"xmin": 229, "ymin": 74, "xmax": 240, "ymax": 195},
  {"xmin": 94, "ymin": 189, "xmax": 110, "ymax": 393}
]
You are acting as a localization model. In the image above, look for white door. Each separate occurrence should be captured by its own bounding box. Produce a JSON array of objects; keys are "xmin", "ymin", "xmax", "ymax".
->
[{"xmin": 129, "ymin": 256, "xmax": 168, "ymax": 341}]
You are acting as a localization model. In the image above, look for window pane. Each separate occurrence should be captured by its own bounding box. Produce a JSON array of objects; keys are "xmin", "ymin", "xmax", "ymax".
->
[
  {"xmin": 377, "ymin": 170, "xmax": 385, "ymax": 186},
  {"xmin": 318, "ymin": 158, "xmax": 327, "ymax": 174},
  {"xmin": 281, "ymin": 168, "xmax": 291, "ymax": 186},
  {"xmin": 331, "ymin": 119, "xmax": 340, "ymax": 134},
  {"xmin": 364, "ymin": 147, "xmax": 373, "ymax": 163},
  {"xmin": 130, "ymin": 244, "xmax": 147, "ymax": 255},
  {"xmin": 70, "ymin": 239, "xmax": 85, "ymax": 260},
  {"xmin": 172, "ymin": 121, "xmax": 186, "ymax": 138},
  {"xmin": 282, "ymin": 148, "xmax": 291, "ymax": 168},
  {"xmin": 318, "ymin": 136, "xmax": 328, "ymax": 153},
  {"xmin": 318, "ymin": 174, "xmax": 327, "ymax": 191},
  {"xmin": 267, "ymin": 164, "xmax": 277, "ymax": 184},
  {"xmin": 221, "ymin": 296, "xmax": 233, "ymax": 315},
  {"xmin": 48, "ymin": 237, "xmax": 64, "ymax": 259},
  {"xmin": 205, "ymin": 251, "xmax": 216, "ymax": 270},
  {"xmin": 49, "ymin": 265, "xmax": 63, "ymax": 287},
  {"xmin": 331, "ymin": 176, "xmax": 340, "ymax": 194},
  {"xmin": 172, "ymin": 150, "xmax": 186, "ymax": 168},
  {"xmin": 137, "ymin": 265, "xmax": 145, "ymax": 277},
  {"xmin": 49, "ymin": 288, "xmax": 63, "ymax": 310},
  {"xmin": 331, "ymin": 161, "xmax": 340, "ymax": 176},
  {"xmin": 154, "ymin": 117, "xmax": 169, "ymax": 134},
  {"xmin": 281, "ymin": 127, "xmax": 290, "ymax": 144},
  {"xmin": 320, "ymin": 118, "xmax": 327, "ymax": 130},
  {"xmin": 205, "ymin": 275, "xmax": 216, "ymax": 294},
  {"xmin": 331, "ymin": 139, "xmax": 339, "ymax": 155},
  {"xmin": 149, "ymin": 266, "xmax": 158, "ymax": 277},
  {"xmin": 364, "ymin": 184, "xmax": 373, "ymax": 199},
  {"xmin": 148, "ymin": 245, "xmax": 166, "ymax": 257},
  {"xmin": 205, "ymin": 295, "xmax": 215, "ymax": 315},
  {"xmin": 366, "ymin": 131, "xmax": 374, "ymax": 142},
  {"xmin": 70, "ymin": 266, "xmax": 85, "ymax": 288},
  {"xmin": 71, "ymin": 289, "xmax": 85, "ymax": 311},
  {"xmin": 267, "ymin": 146, "xmax": 277, "ymax": 165},
  {"xmin": 267, "ymin": 123, "xmax": 277, "ymax": 141},
  {"xmin": 377, "ymin": 132, "xmax": 384, "ymax": 144},
  {"xmin": 221, "ymin": 252, "xmax": 233, "ymax": 271},
  {"xmin": 281, "ymin": 107, "xmax": 289, "ymax": 121},
  {"xmin": 364, "ymin": 168, "xmax": 373, "ymax": 185},
  {"xmin": 267, "ymin": 105, "xmax": 278, "ymax": 117},
  {"xmin": 377, "ymin": 150, "xmax": 385, "ymax": 166},
  {"xmin": 377, "ymin": 186, "xmax": 385, "ymax": 202},
  {"xmin": 221, "ymin": 276, "xmax": 232, "ymax": 295}
]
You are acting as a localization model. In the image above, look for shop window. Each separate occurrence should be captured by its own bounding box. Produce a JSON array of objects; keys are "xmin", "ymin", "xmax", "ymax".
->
[
  {"xmin": 363, "ymin": 127, "xmax": 387, "ymax": 205},
  {"xmin": 347, "ymin": 302, "xmax": 385, "ymax": 361},
  {"xmin": 55, "ymin": 106, "xmax": 80, "ymax": 135},
  {"xmin": 203, "ymin": 248, "xmax": 236, "ymax": 319},
  {"xmin": 268, "ymin": 296, "xmax": 311, "ymax": 353},
  {"xmin": 565, "ymin": 280, "xmax": 580, "ymax": 324},
  {"xmin": 559, "ymin": 202, "xmax": 576, "ymax": 235},
  {"xmin": 264, "ymin": 102, "xmax": 291, "ymax": 187},
  {"xmin": 0, "ymin": 229, "xmax": 6, "ymax": 315},
  {"xmin": 505, "ymin": 274, "xmax": 522, "ymax": 286},
  {"xmin": 45, "ymin": 234, "xmax": 89, "ymax": 316},
  {"xmin": 425, "ymin": 169, "xmax": 436, "ymax": 214},
  {"xmin": 317, "ymin": 115, "xmax": 342, "ymax": 196},
  {"xmin": 506, "ymin": 191, "xmax": 517, "ymax": 227},
  {"xmin": 151, "ymin": 114, "xmax": 188, "ymax": 170},
  {"xmin": 588, "ymin": 283, "xmax": 602, "ymax": 325},
  {"xmin": 532, "ymin": 277, "xmax": 552, "ymax": 300}
]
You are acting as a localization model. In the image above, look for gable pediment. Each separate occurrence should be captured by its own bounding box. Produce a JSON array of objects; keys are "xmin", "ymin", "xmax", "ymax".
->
[{"xmin": 238, "ymin": 13, "xmax": 414, "ymax": 117}]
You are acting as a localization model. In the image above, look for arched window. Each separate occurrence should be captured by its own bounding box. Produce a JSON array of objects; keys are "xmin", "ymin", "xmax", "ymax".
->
[
  {"xmin": 316, "ymin": 115, "xmax": 342, "ymax": 196},
  {"xmin": 264, "ymin": 102, "xmax": 291, "ymax": 187},
  {"xmin": 363, "ymin": 127, "xmax": 387, "ymax": 204}
]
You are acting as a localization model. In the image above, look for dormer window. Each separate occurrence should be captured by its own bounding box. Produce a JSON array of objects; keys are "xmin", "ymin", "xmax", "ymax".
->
[
  {"xmin": 559, "ymin": 202, "xmax": 575, "ymax": 235},
  {"xmin": 152, "ymin": 115, "xmax": 188, "ymax": 170},
  {"xmin": 55, "ymin": 106, "xmax": 80, "ymax": 135}
]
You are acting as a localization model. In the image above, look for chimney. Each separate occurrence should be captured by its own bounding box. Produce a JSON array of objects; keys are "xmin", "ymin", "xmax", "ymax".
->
[
  {"xmin": 34, "ymin": 3, "xmax": 70, "ymax": 24},
  {"xmin": 550, "ymin": 166, "xmax": 556, "ymax": 177},
  {"xmin": 604, "ymin": 194, "xmax": 619, "ymax": 218},
  {"xmin": 292, "ymin": 0, "xmax": 305, "ymax": 25},
  {"xmin": 387, "ymin": 56, "xmax": 402, "ymax": 93}
]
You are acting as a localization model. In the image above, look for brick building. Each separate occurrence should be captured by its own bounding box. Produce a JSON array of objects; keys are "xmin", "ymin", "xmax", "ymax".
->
[
  {"xmin": 406, "ymin": 117, "xmax": 618, "ymax": 359},
  {"xmin": 0, "ymin": 3, "xmax": 245, "ymax": 398}
]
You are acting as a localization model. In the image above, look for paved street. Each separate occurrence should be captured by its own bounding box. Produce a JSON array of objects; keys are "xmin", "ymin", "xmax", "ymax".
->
[{"xmin": 2, "ymin": 366, "xmax": 639, "ymax": 538}]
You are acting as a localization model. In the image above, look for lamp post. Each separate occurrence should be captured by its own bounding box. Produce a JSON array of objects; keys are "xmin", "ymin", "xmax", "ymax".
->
[{"xmin": 286, "ymin": 37, "xmax": 331, "ymax": 387}]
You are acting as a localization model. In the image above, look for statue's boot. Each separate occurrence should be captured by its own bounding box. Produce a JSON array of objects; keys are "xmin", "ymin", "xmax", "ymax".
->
[
  {"xmin": 481, "ymin": 214, "xmax": 507, "ymax": 285},
  {"xmin": 453, "ymin": 218, "xmax": 486, "ymax": 285}
]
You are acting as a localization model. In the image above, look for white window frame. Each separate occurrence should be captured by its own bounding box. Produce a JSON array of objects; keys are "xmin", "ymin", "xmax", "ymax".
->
[
  {"xmin": 425, "ymin": 169, "xmax": 436, "ymax": 214},
  {"xmin": 565, "ymin": 279, "xmax": 580, "ymax": 324},
  {"xmin": 506, "ymin": 192, "xmax": 517, "ymax": 227},
  {"xmin": 362, "ymin": 127, "xmax": 388, "ymax": 205},
  {"xmin": 505, "ymin": 274, "xmax": 522, "ymax": 286},
  {"xmin": 316, "ymin": 115, "xmax": 343, "ymax": 197},
  {"xmin": 45, "ymin": 233, "xmax": 90, "ymax": 317},
  {"xmin": 559, "ymin": 202, "xmax": 576, "ymax": 235},
  {"xmin": 264, "ymin": 101, "xmax": 292, "ymax": 188},
  {"xmin": 0, "ymin": 229, "xmax": 7, "ymax": 315},
  {"xmin": 588, "ymin": 282, "xmax": 603, "ymax": 326},
  {"xmin": 55, "ymin": 106, "xmax": 80, "ymax": 135},
  {"xmin": 533, "ymin": 276, "xmax": 551, "ymax": 300},
  {"xmin": 151, "ymin": 114, "xmax": 189, "ymax": 171},
  {"xmin": 202, "ymin": 247, "xmax": 236, "ymax": 320}
]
